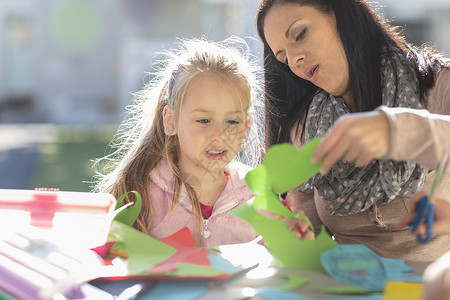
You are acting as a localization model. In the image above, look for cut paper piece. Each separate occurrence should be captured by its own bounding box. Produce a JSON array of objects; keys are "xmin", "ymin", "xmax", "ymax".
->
[
  {"xmin": 217, "ymin": 236, "xmax": 273, "ymax": 269},
  {"xmin": 151, "ymin": 227, "xmax": 226, "ymax": 279},
  {"xmin": 100, "ymin": 226, "xmax": 227, "ymax": 281},
  {"xmin": 264, "ymin": 138, "xmax": 322, "ymax": 194},
  {"xmin": 114, "ymin": 191, "xmax": 142, "ymax": 226},
  {"xmin": 325, "ymin": 295, "xmax": 382, "ymax": 300},
  {"xmin": 231, "ymin": 138, "xmax": 338, "ymax": 270},
  {"xmin": 229, "ymin": 202, "xmax": 338, "ymax": 270},
  {"xmin": 257, "ymin": 287, "xmax": 313, "ymax": 300},
  {"xmin": 276, "ymin": 274, "xmax": 309, "ymax": 291},
  {"xmin": 245, "ymin": 139, "xmax": 321, "ymax": 219},
  {"xmin": 381, "ymin": 281, "xmax": 422, "ymax": 300},
  {"xmin": 323, "ymin": 285, "xmax": 378, "ymax": 294},
  {"xmin": 108, "ymin": 220, "xmax": 176, "ymax": 275},
  {"xmin": 157, "ymin": 227, "xmax": 210, "ymax": 267},
  {"xmin": 140, "ymin": 280, "xmax": 209, "ymax": 300},
  {"xmin": 321, "ymin": 244, "xmax": 422, "ymax": 291},
  {"xmin": 167, "ymin": 263, "xmax": 226, "ymax": 278}
]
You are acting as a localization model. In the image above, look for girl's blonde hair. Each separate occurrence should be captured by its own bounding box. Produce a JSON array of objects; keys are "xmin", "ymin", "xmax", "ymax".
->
[{"xmin": 93, "ymin": 36, "xmax": 263, "ymax": 245}]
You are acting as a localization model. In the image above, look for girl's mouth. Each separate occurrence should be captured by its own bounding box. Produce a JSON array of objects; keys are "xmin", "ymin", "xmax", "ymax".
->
[{"xmin": 205, "ymin": 149, "xmax": 227, "ymax": 160}]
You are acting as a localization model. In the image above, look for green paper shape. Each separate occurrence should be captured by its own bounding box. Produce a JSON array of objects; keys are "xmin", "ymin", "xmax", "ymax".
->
[
  {"xmin": 167, "ymin": 263, "xmax": 225, "ymax": 278},
  {"xmin": 114, "ymin": 191, "xmax": 142, "ymax": 226},
  {"xmin": 264, "ymin": 138, "xmax": 321, "ymax": 194},
  {"xmin": 231, "ymin": 138, "xmax": 337, "ymax": 270},
  {"xmin": 276, "ymin": 274, "xmax": 309, "ymax": 291},
  {"xmin": 108, "ymin": 220, "xmax": 176, "ymax": 274},
  {"xmin": 322, "ymin": 285, "xmax": 381, "ymax": 294},
  {"xmin": 229, "ymin": 203, "xmax": 338, "ymax": 270}
]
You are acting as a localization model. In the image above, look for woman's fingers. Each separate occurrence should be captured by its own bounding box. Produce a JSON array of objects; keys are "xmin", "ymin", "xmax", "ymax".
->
[{"xmin": 311, "ymin": 111, "xmax": 390, "ymax": 174}]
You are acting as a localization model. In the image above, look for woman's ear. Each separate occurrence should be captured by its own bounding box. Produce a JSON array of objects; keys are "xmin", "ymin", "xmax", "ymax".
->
[{"xmin": 162, "ymin": 105, "xmax": 177, "ymax": 136}]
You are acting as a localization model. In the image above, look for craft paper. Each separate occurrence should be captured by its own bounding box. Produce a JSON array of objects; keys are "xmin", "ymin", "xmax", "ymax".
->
[
  {"xmin": 276, "ymin": 274, "xmax": 309, "ymax": 291},
  {"xmin": 229, "ymin": 138, "xmax": 338, "ymax": 270},
  {"xmin": 245, "ymin": 139, "xmax": 321, "ymax": 219},
  {"xmin": 166, "ymin": 263, "xmax": 225, "ymax": 278},
  {"xmin": 229, "ymin": 202, "xmax": 338, "ymax": 270},
  {"xmin": 322, "ymin": 285, "xmax": 378, "ymax": 294},
  {"xmin": 321, "ymin": 244, "xmax": 422, "ymax": 291},
  {"xmin": 264, "ymin": 138, "xmax": 322, "ymax": 194},
  {"xmin": 325, "ymin": 295, "xmax": 382, "ymax": 300},
  {"xmin": 139, "ymin": 281, "xmax": 209, "ymax": 300},
  {"xmin": 257, "ymin": 287, "xmax": 313, "ymax": 300},
  {"xmin": 114, "ymin": 191, "xmax": 142, "ymax": 226},
  {"xmin": 157, "ymin": 227, "xmax": 210, "ymax": 267},
  {"xmin": 381, "ymin": 281, "xmax": 422, "ymax": 300},
  {"xmin": 108, "ymin": 220, "xmax": 176, "ymax": 275}
]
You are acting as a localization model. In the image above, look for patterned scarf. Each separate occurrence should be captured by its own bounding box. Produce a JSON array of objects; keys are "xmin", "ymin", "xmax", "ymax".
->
[{"xmin": 299, "ymin": 51, "xmax": 428, "ymax": 216}]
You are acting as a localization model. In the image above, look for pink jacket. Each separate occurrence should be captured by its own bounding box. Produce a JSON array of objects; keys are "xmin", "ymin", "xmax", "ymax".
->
[{"xmin": 147, "ymin": 159, "xmax": 258, "ymax": 247}]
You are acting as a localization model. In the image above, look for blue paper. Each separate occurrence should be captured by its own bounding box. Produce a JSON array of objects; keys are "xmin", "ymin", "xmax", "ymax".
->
[
  {"xmin": 258, "ymin": 287, "xmax": 313, "ymax": 300},
  {"xmin": 139, "ymin": 281, "xmax": 209, "ymax": 300},
  {"xmin": 320, "ymin": 244, "xmax": 422, "ymax": 291},
  {"xmin": 325, "ymin": 295, "xmax": 382, "ymax": 300}
]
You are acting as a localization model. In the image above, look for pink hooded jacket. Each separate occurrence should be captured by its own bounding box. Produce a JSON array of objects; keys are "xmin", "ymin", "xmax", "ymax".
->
[{"xmin": 147, "ymin": 159, "xmax": 258, "ymax": 247}]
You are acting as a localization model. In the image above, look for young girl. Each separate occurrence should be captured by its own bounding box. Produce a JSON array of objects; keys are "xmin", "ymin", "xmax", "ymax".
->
[{"xmin": 93, "ymin": 37, "xmax": 264, "ymax": 247}]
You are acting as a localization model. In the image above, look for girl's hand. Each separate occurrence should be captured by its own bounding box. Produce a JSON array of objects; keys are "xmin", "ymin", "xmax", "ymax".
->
[
  {"xmin": 284, "ymin": 210, "xmax": 315, "ymax": 240},
  {"xmin": 397, "ymin": 191, "xmax": 450, "ymax": 235},
  {"xmin": 311, "ymin": 111, "xmax": 390, "ymax": 174}
]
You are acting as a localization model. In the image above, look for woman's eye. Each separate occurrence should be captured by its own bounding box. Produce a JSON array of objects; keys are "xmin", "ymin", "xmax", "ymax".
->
[
  {"xmin": 295, "ymin": 28, "xmax": 307, "ymax": 42},
  {"xmin": 197, "ymin": 119, "xmax": 210, "ymax": 124},
  {"xmin": 227, "ymin": 120, "xmax": 239, "ymax": 125}
]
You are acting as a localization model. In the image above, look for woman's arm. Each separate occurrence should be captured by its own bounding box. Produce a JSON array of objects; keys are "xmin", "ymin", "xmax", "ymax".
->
[{"xmin": 312, "ymin": 68, "xmax": 450, "ymax": 174}]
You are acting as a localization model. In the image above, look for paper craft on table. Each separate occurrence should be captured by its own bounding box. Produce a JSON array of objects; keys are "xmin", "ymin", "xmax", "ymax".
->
[
  {"xmin": 97, "ymin": 224, "xmax": 226, "ymax": 281},
  {"xmin": 381, "ymin": 281, "xmax": 422, "ymax": 300},
  {"xmin": 230, "ymin": 138, "xmax": 339, "ymax": 270},
  {"xmin": 321, "ymin": 244, "xmax": 422, "ymax": 291}
]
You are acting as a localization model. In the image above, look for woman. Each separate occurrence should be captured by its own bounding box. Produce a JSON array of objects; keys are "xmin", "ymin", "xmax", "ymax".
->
[{"xmin": 256, "ymin": 0, "xmax": 450, "ymax": 262}]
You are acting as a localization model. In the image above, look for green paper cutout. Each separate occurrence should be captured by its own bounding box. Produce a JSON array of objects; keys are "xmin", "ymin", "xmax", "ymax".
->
[
  {"xmin": 229, "ymin": 203, "xmax": 338, "ymax": 270},
  {"xmin": 167, "ymin": 263, "xmax": 225, "ymax": 278},
  {"xmin": 114, "ymin": 191, "xmax": 142, "ymax": 226},
  {"xmin": 231, "ymin": 138, "xmax": 338, "ymax": 270},
  {"xmin": 322, "ymin": 285, "xmax": 381, "ymax": 294},
  {"xmin": 108, "ymin": 220, "xmax": 176, "ymax": 274},
  {"xmin": 276, "ymin": 274, "xmax": 309, "ymax": 291},
  {"xmin": 264, "ymin": 138, "xmax": 321, "ymax": 194}
]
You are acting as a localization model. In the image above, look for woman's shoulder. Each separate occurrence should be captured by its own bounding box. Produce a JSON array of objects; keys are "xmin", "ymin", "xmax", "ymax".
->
[{"xmin": 426, "ymin": 66, "xmax": 450, "ymax": 113}]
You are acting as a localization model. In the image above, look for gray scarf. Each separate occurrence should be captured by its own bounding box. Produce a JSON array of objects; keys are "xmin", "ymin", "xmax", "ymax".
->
[{"xmin": 299, "ymin": 51, "xmax": 428, "ymax": 216}]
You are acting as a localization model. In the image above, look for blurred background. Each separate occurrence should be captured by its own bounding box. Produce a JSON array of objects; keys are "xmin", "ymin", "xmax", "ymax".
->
[{"xmin": 0, "ymin": 0, "xmax": 449, "ymax": 192}]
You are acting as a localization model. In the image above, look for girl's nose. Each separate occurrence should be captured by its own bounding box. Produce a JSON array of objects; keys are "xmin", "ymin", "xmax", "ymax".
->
[{"xmin": 210, "ymin": 123, "xmax": 224, "ymax": 141}]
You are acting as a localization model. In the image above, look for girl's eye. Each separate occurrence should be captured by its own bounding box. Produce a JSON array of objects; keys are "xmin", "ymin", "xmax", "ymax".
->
[
  {"xmin": 227, "ymin": 120, "xmax": 240, "ymax": 125},
  {"xmin": 295, "ymin": 28, "xmax": 307, "ymax": 42},
  {"xmin": 197, "ymin": 119, "xmax": 210, "ymax": 124}
]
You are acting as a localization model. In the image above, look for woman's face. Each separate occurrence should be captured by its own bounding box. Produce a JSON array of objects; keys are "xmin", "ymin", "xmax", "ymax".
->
[{"xmin": 263, "ymin": 4, "xmax": 351, "ymax": 104}]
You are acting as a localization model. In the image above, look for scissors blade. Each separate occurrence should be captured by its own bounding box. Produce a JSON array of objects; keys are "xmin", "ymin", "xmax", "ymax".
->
[{"xmin": 428, "ymin": 148, "xmax": 448, "ymax": 203}]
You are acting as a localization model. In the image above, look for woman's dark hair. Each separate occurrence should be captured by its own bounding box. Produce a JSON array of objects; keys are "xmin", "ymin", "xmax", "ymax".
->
[{"xmin": 257, "ymin": 0, "xmax": 448, "ymax": 149}]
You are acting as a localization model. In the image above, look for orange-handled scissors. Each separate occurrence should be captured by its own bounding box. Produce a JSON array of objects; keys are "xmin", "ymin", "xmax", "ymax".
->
[{"xmin": 409, "ymin": 148, "xmax": 448, "ymax": 243}]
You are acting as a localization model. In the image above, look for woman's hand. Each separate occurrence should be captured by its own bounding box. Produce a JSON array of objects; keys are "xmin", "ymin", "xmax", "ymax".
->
[
  {"xmin": 397, "ymin": 191, "xmax": 450, "ymax": 236},
  {"xmin": 311, "ymin": 111, "xmax": 390, "ymax": 174}
]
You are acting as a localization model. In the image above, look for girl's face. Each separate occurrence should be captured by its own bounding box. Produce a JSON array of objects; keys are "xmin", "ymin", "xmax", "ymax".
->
[
  {"xmin": 165, "ymin": 73, "xmax": 250, "ymax": 178},
  {"xmin": 263, "ymin": 4, "xmax": 351, "ymax": 105}
]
